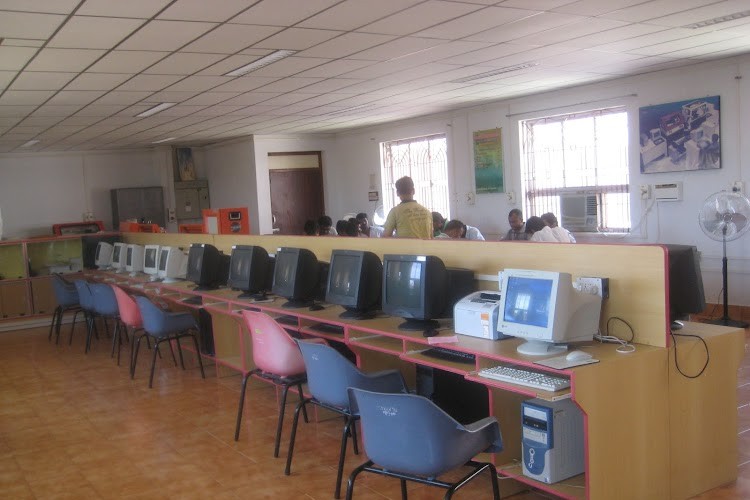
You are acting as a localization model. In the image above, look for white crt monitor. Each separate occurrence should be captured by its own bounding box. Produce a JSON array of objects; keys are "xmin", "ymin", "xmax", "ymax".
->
[
  {"xmin": 497, "ymin": 269, "xmax": 602, "ymax": 356},
  {"xmin": 142, "ymin": 244, "xmax": 160, "ymax": 278},
  {"xmin": 111, "ymin": 242, "xmax": 128, "ymax": 271},
  {"xmin": 157, "ymin": 246, "xmax": 187, "ymax": 282},
  {"xmin": 94, "ymin": 242, "xmax": 113, "ymax": 269},
  {"xmin": 125, "ymin": 244, "xmax": 145, "ymax": 274}
]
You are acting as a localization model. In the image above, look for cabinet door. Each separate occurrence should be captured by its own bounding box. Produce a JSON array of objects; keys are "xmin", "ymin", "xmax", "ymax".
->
[
  {"xmin": 31, "ymin": 278, "xmax": 55, "ymax": 315},
  {"xmin": 0, "ymin": 244, "xmax": 26, "ymax": 280},
  {"xmin": 175, "ymin": 188, "xmax": 201, "ymax": 220},
  {"xmin": 0, "ymin": 281, "xmax": 29, "ymax": 319}
]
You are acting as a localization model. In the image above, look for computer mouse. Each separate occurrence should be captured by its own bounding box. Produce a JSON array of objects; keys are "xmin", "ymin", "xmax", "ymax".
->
[
  {"xmin": 565, "ymin": 350, "xmax": 593, "ymax": 362},
  {"xmin": 423, "ymin": 329, "xmax": 439, "ymax": 337},
  {"xmin": 309, "ymin": 304, "xmax": 325, "ymax": 311}
]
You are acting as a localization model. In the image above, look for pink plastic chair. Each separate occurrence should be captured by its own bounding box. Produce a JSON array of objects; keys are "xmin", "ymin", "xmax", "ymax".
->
[
  {"xmin": 110, "ymin": 285, "xmax": 148, "ymax": 371},
  {"xmin": 235, "ymin": 310, "xmax": 325, "ymax": 457}
]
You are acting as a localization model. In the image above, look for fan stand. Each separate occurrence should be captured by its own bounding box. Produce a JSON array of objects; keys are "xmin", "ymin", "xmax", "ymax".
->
[{"xmin": 705, "ymin": 225, "xmax": 749, "ymax": 328}]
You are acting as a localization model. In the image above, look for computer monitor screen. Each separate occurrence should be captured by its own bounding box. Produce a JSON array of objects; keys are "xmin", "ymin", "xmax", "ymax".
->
[
  {"xmin": 84, "ymin": 235, "xmax": 120, "ymax": 269},
  {"xmin": 381, "ymin": 254, "xmax": 448, "ymax": 330},
  {"xmin": 94, "ymin": 242, "xmax": 113, "ymax": 269},
  {"xmin": 186, "ymin": 243, "xmax": 229, "ymax": 290},
  {"xmin": 143, "ymin": 244, "xmax": 160, "ymax": 276},
  {"xmin": 326, "ymin": 250, "xmax": 382, "ymax": 320},
  {"xmin": 227, "ymin": 245, "xmax": 274, "ymax": 300},
  {"xmin": 111, "ymin": 242, "xmax": 127, "ymax": 271},
  {"xmin": 497, "ymin": 269, "xmax": 602, "ymax": 355},
  {"xmin": 157, "ymin": 246, "xmax": 187, "ymax": 283},
  {"xmin": 125, "ymin": 244, "xmax": 144, "ymax": 274},
  {"xmin": 664, "ymin": 244, "xmax": 706, "ymax": 328},
  {"xmin": 271, "ymin": 247, "xmax": 321, "ymax": 308}
]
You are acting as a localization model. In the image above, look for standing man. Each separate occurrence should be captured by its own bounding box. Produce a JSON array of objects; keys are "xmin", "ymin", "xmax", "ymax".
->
[
  {"xmin": 502, "ymin": 208, "xmax": 528, "ymax": 240},
  {"xmin": 382, "ymin": 176, "xmax": 433, "ymax": 239}
]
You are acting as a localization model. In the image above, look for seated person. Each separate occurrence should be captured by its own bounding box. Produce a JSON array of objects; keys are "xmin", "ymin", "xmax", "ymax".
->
[
  {"xmin": 540, "ymin": 212, "xmax": 576, "ymax": 243},
  {"xmin": 432, "ymin": 212, "xmax": 446, "ymax": 237},
  {"xmin": 502, "ymin": 208, "xmax": 528, "ymax": 240},
  {"xmin": 343, "ymin": 218, "xmax": 360, "ymax": 237},
  {"xmin": 442, "ymin": 220, "xmax": 486, "ymax": 241},
  {"xmin": 335, "ymin": 219, "xmax": 348, "ymax": 236},
  {"xmin": 318, "ymin": 215, "xmax": 337, "ymax": 236},
  {"xmin": 303, "ymin": 219, "xmax": 318, "ymax": 235},
  {"xmin": 356, "ymin": 212, "xmax": 383, "ymax": 237},
  {"xmin": 525, "ymin": 216, "xmax": 559, "ymax": 242}
]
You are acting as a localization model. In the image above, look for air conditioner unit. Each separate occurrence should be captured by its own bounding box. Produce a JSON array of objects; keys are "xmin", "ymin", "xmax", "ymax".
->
[{"xmin": 560, "ymin": 192, "xmax": 598, "ymax": 232}]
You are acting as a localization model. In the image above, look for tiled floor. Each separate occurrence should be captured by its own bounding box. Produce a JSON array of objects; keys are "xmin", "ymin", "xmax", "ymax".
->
[{"xmin": 1, "ymin": 322, "xmax": 749, "ymax": 499}]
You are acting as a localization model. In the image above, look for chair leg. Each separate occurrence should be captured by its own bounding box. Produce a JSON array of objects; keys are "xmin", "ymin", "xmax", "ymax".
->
[
  {"xmin": 350, "ymin": 419, "xmax": 359, "ymax": 455},
  {"xmin": 190, "ymin": 333, "xmax": 205, "ymax": 379},
  {"xmin": 400, "ymin": 479, "xmax": 408, "ymax": 500},
  {"xmin": 274, "ymin": 383, "xmax": 292, "ymax": 458},
  {"xmin": 48, "ymin": 306, "xmax": 59, "ymax": 341},
  {"xmin": 335, "ymin": 417, "xmax": 355, "ymax": 499},
  {"xmin": 285, "ymin": 399, "xmax": 311, "ymax": 476},
  {"xmin": 69, "ymin": 310, "xmax": 82, "ymax": 345},
  {"xmin": 345, "ymin": 460, "xmax": 373, "ymax": 500},
  {"xmin": 148, "ymin": 340, "xmax": 161, "ymax": 388},
  {"xmin": 234, "ymin": 373, "xmax": 251, "ymax": 441},
  {"xmin": 85, "ymin": 313, "xmax": 94, "ymax": 353},
  {"xmin": 176, "ymin": 336, "xmax": 186, "ymax": 369},
  {"xmin": 55, "ymin": 307, "xmax": 66, "ymax": 344},
  {"xmin": 131, "ymin": 334, "xmax": 146, "ymax": 379},
  {"xmin": 117, "ymin": 325, "xmax": 127, "ymax": 366},
  {"xmin": 110, "ymin": 320, "xmax": 120, "ymax": 358},
  {"xmin": 296, "ymin": 382, "xmax": 309, "ymax": 423},
  {"xmin": 488, "ymin": 464, "xmax": 500, "ymax": 500}
]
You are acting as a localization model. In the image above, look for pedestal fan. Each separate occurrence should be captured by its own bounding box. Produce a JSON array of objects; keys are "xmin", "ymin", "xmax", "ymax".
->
[{"xmin": 698, "ymin": 190, "xmax": 750, "ymax": 327}]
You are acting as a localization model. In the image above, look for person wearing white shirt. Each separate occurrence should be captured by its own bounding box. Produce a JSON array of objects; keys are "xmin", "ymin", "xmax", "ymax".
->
[
  {"xmin": 443, "ymin": 220, "xmax": 486, "ymax": 241},
  {"xmin": 526, "ymin": 216, "xmax": 567, "ymax": 243},
  {"xmin": 541, "ymin": 212, "xmax": 576, "ymax": 243}
]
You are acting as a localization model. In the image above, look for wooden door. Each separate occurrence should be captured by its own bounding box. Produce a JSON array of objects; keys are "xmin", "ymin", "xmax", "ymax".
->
[{"xmin": 268, "ymin": 152, "xmax": 324, "ymax": 235}]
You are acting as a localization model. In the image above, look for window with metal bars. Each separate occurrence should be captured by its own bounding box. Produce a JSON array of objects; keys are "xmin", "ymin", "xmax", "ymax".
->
[
  {"xmin": 519, "ymin": 108, "xmax": 630, "ymax": 233},
  {"xmin": 379, "ymin": 134, "xmax": 450, "ymax": 218}
]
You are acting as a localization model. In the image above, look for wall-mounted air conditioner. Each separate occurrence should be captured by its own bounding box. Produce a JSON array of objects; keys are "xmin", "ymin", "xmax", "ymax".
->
[{"xmin": 560, "ymin": 192, "xmax": 599, "ymax": 232}]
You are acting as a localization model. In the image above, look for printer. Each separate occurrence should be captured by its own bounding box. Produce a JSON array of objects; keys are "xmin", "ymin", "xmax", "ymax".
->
[{"xmin": 453, "ymin": 291, "xmax": 509, "ymax": 340}]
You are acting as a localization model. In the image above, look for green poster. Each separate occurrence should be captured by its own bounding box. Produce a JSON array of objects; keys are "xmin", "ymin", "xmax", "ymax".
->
[{"xmin": 473, "ymin": 128, "xmax": 504, "ymax": 193}]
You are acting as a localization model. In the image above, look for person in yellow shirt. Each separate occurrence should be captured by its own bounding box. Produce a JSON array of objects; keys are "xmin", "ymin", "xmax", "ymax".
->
[{"xmin": 382, "ymin": 176, "xmax": 433, "ymax": 239}]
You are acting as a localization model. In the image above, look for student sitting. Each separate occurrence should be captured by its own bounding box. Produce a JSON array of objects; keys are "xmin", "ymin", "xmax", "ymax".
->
[
  {"xmin": 442, "ymin": 220, "xmax": 486, "ymax": 240},
  {"xmin": 541, "ymin": 212, "xmax": 576, "ymax": 243},
  {"xmin": 525, "ymin": 216, "xmax": 562, "ymax": 243}
]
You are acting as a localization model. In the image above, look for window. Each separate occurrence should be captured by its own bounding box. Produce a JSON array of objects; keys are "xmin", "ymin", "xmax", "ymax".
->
[
  {"xmin": 380, "ymin": 134, "xmax": 449, "ymax": 219},
  {"xmin": 519, "ymin": 108, "xmax": 630, "ymax": 232}
]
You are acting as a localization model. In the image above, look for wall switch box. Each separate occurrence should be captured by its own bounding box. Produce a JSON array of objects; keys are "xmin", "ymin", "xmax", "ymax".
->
[
  {"xmin": 639, "ymin": 184, "xmax": 651, "ymax": 200},
  {"xmin": 507, "ymin": 191, "xmax": 515, "ymax": 203},
  {"xmin": 576, "ymin": 277, "xmax": 609, "ymax": 299},
  {"xmin": 653, "ymin": 182, "xmax": 682, "ymax": 201}
]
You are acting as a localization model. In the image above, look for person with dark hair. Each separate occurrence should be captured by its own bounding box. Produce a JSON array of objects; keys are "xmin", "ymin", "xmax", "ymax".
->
[
  {"xmin": 344, "ymin": 218, "xmax": 360, "ymax": 237},
  {"xmin": 541, "ymin": 212, "xmax": 576, "ymax": 243},
  {"xmin": 525, "ymin": 215, "xmax": 558, "ymax": 242},
  {"xmin": 382, "ymin": 176, "xmax": 433, "ymax": 239},
  {"xmin": 431, "ymin": 212, "xmax": 446, "ymax": 237},
  {"xmin": 303, "ymin": 219, "xmax": 318, "ymax": 236},
  {"xmin": 318, "ymin": 215, "xmax": 337, "ymax": 236},
  {"xmin": 443, "ymin": 219, "xmax": 486, "ymax": 240},
  {"xmin": 355, "ymin": 212, "xmax": 382, "ymax": 237},
  {"xmin": 502, "ymin": 208, "xmax": 528, "ymax": 240},
  {"xmin": 335, "ymin": 219, "xmax": 348, "ymax": 236}
]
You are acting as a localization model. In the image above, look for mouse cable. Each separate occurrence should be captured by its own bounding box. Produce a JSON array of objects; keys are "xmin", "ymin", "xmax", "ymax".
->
[
  {"xmin": 670, "ymin": 330, "xmax": 709, "ymax": 379},
  {"xmin": 593, "ymin": 316, "xmax": 636, "ymax": 353}
]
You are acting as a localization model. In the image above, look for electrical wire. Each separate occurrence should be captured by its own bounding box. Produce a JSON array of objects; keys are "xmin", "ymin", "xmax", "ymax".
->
[
  {"xmin": 594, "ymin": 316, "xmax": 636, "ymax": 353},
  {"xmin": 670, "ymin": 330, "xmax": 710, "ymax": 378}
]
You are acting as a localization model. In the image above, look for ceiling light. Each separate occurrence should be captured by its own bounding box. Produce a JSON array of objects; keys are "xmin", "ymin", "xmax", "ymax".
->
[
  {"xmin": 21, "ymin": 139, "xmax": 40, "ymax": 148},
  {"xmin": 224, "ymin": 50, "xmax": 298, "ymax": 77},
  {"xmin": 450, "ymin": 62, "xmax": 539, "ymax": 83},
  {"xmin": 136, "ymin": 102, "xmax": 177, "ymax": 118},
  {"xmin": 685, "ymin": 10, "xmax": 750, "ymax": 29},
  {"xmin": 152, "ymin": 137, "xmax": 176, "ymax": 144}
]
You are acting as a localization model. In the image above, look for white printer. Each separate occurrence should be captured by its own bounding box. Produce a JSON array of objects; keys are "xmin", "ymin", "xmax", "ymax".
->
[{"xmin": 453, "ymin": 291, "xmax": 509, "ymax": 340}]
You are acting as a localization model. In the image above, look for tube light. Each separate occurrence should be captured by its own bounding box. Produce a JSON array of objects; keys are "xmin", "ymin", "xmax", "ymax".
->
[
  {"xmin": 152, "ymin": 137, "xmax": 176, "ymax": 144},
  {"xmin": 21, "ymin": 139, "xmax": 40, "ymax": 148},
  {"xmin": 223, "ymin": 50, "xmax": 298, "ymax": 77},
  {"xmin": 136, "ymin": 102, "xmax": 177, "ymax": 118},
  {"xmin": 685, "ymin": 10, "xmax": 750, "ymax": 29},
  {"xmin": 450, "ymin": 62, "xmax": 539, "ymax": 83}
]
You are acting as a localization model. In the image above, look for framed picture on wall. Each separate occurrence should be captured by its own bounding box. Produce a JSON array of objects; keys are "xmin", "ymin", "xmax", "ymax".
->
[
  {"xmin": 638, "ymin": 95, "xmax": 720, "ymax": 173},
  {"xmin": 473, "ymin": 128, "xmax": 504, "ymax": 193}
]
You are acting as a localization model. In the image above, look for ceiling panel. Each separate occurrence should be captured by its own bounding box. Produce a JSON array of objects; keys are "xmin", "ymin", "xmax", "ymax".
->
[
  {"xmin": 88, "ymin": 51, "xmax": 170, "ymax": 74},
  {"xmin": 248, "ymin": 57, "xmax": 332, "ymax": 78},
  {"xmin": 298, "ymin": 0, "xmax": 423, "ymax": 31},
  {"xmin": 45, "ymin": 90, "xmax": 106, "ymax": 106},
  {"xmin": 0, "ymin": 90, "xmax": 56, "ymax": 105},
  {"xmin": 9, "ymin": 72, "xmax": 76, "ymax": 91},
  {"xmin": 157, "ymin": 0, "xmax": 252, "ymax": 22},
  {"xmin": 118, "ymin": 21, "xmax": 217, "ymax": 51},
  {"xmin": 601, "ymin": 0, "xmax": 724, "ymax": 23},
  {"xmin": 116, "ymin": 74, "xmax": 185, "ymax": 92},
  {"xmin": 183, "ymin": 24, "xmax": 283, "ymax": 54},
  {"xmin": 76, "ymin": 0, "xmax": 173, "ymax": 18},
  {"xmin": 64, "ymin": 73, "xmax": 133, "ymax": 91},
  {"xmin": 143, "ymin": 53, "xmax": 226, "ymax": 75},
  {"xmin": 466, "ymin": 12, "xmax": 586, "ymax": 43},
  {"xmin": 230, "ymin": 0, "xmax": 343, "ymax": 26},
  {"xmin": 0, "ymin": 0, "xmax": 80, "ymax": 14},
  {"xmin": 252, "ymin": 28, "xmax": 343, "ymax": 51},
  {"xmin": 0, "ymin": 11, "xmax": 65, "ymax": 39},
  {"xmin": 415, "ymin": 6, "xmax": 541, "ymax": 40},
  {"xmin": 197, "ymin": 54, "xmax": 275, "ymax": 76},
  {"xmin": 164, "ymin": 76, "xmax": 234, "ymax": 92},
  {"xmin": 0, "ymin": 47, "xmax": 39, "ymax": 71},
  {"xmin": 25, "ymin": 49, "xmax": 107, "ymax": 72},
  {"xmin": 358, "ymin": 1, "xmax": 484, "ymax": 36},
  {"xmin": 298, "ymin": 32, "xmax": 396, "ymax": 59},
  {"xmin": 48, "ymin": 16, "xmax": 145, "ymax": 49}
]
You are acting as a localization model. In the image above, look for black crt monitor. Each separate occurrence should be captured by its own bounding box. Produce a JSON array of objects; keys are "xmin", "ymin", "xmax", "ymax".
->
[
  {"xmin": 326, "ymin": 250, "xmax": 382, "ymax": 320},
  {"xmin": 83, "ymin": 235, "xmax": 121, "ymax": 269},
  {"xmin": 227, "ymin": 245, "xmax": 275, "ymax": 300},
  {"xmin": 186, "ymin": 243, "xmax": 230, "ymax": 291},
  {"xmin": 272, "ymin": 247, "xmax": 321, "ymax": 308},
  {"xmin": 664, "ymin": 244, "xmax": 706, "ymax": 329},
  {"xmin": 381, "ymin": 254, "xmax": 449, "ymax": 331}
]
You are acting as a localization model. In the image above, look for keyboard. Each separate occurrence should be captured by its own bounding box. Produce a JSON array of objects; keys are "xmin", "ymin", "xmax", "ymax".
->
[
  {"xmin": 478, "ymin": 365, "xmax": 570, "ymax": 392},
  {"xmin": 309, "ymin": 323, "xmax": 344, "ymax": 336},
  {"xmin": 421, "ymin": 347, "xmax": 476, "ymax": 365}
]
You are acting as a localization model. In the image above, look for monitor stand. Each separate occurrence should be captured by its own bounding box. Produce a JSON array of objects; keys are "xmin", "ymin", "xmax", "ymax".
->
[
  {"xmin": 339, "ymin": 309, "xmax": 377, "ymax": 320},
  {"xmin": 398, "ymin": 318, "xmax": 439, "ymax": 331},
  {"xmin": 282, "ymin": 299, "xmax": 314, "ymax": 309},
  {"xmin": 516, "ymin": 340, "xmax": 567, "ymax": 356}
]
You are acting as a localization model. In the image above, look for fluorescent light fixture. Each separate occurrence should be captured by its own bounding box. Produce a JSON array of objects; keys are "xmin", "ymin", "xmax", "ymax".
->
[
  {"xmin": 152, "ymin": 137, "xmax": 176, "ymax": 144},
  {"xmin": 21, "ymin": 139, "xmax": 40, "ymax": 148},
  {"xmin": 450, "ymin": 62, "xmax": 539, "ymax": 83},
  {"xmin": 685, "ymin": 10, "xmax": 750, "ymax": 29},
  {"xmin": 136, "ymin": 102, "xmax": 177, "ymax": 118},
  {"xmin": 224, "ymin": 50, "xmax": 298, "ymax": 77}
]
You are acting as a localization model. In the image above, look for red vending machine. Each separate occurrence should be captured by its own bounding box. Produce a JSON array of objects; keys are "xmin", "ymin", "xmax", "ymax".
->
[{"xmin": 218, "ymin": 207, "xmax": 250, "ymax": 234}]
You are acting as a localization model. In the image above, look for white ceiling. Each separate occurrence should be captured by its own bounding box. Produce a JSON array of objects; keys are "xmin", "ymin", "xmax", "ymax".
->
[{"xmin": 1, "ymin": 0, "xmax": 750, "ymax": 153}]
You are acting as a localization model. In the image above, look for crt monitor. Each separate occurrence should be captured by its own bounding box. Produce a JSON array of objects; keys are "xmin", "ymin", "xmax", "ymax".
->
[
  {"xmin": 497, "ymin": 269, "xmax": 602, "ymax": 356},
  {"xmin": 186, "ymin": 243, "xmax": 230, "ymax": 290},
  {"xmin": 381, "ymin": 254, "xmax": 449, "ymax": 331},
  {"xmin": 94, "ymin": 242, "xmax": 113, "ymax": 269},
  {"xmin": 326, "ymin": 249, "xmax": 382, "ymax": 320},
  {"xmin": 227, "ymin": 245, "xmax": 275, "ymax": 300},
  {"xmin": 125, "ymin": 244, "xmax": 144, "ymax": 274},
  {"xmin": 272, "ymin": 247, "xmax": 321, "ymax": 308},
  {"xmin": 664, "ymin": 244, "xmax": 706, "ymax": 328},
  {"xmin": 111, "ymin": 242, "xmax": 128, "ymax": 271},
  {"xmin": 84, "ymin": 235, "xmax": 121, "ymax": 269},
  {"xmin": 157, "ymin": 246, "xmax": 187, "ymax": 282},
  {"xmin": 143, "ymin": 244, "xmax": 160, "ymax": 278}
]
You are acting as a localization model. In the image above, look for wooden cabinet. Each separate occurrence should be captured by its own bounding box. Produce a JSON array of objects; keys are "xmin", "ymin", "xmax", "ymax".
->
[
  {"xmin": 0, "ymin": 281, "xmax": 29, "ymax": 319},
  {"xmin": 31, "ymin": 278, "xmax": 55, "ymax": 316}
]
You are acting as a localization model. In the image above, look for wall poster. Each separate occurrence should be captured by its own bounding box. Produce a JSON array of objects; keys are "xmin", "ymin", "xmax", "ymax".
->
[
  {"xmin": 473, "ymin": 128, "xmax": 504, "ymax": 193},
  {"xmin": 639, "ymin": 95, "xmax": 720, "ymax": 174}
]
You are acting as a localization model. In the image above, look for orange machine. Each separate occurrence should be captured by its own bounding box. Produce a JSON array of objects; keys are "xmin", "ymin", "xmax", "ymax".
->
[
  {"xmin": 178, "ymin": 224, "xmax": 204, "ymax": 234},
  {"xmin": 218, "ymin": 207, "xmax": 250, "ymax": 234}
]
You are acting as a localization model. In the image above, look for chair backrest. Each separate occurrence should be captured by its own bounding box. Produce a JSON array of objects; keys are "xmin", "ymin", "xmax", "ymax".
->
[
  {"xmin": 241, "ymin": 310, "xmax": 305, "ymax": 377},
  {"xmin": 135, "ymin": 296, "xmax": 168, "ymax": 336},
  {"xmin": 112, "ymin": 285, "xmax": 142, "ymax": 329},
  {"xmin": 52, "ymin": 274, "xmax": 79, "ymax": 307},
  {"xmin": 74, "ymin": 280, "xmax": 94, "ymax": 311},
  {"xmin": 89, "ymin": 282, "xmax": 119, "ymax": 317},
  {"xmin": 349, "ymin": 388, "xmax": 496, "ymax": 477},
  {"xmin": 297, "ymin": 341, "xmax": 375, "ymax": 409}
]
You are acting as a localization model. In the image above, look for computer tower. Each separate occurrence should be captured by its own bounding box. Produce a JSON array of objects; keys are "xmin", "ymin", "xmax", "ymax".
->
[
  {"xmin": 521, "ymin": 398, "xmax": 584, "ymax": 483},
  {"xmin": 416, "ymin": 365, "xmax": 489, "ymax": 425},
  {"xmin": 197, "ymin": 308, "xmax": 215, "ymax": 356},
  {"xmin": 441, "ymin": 267, "xmax": 477, "ymax": 318}
]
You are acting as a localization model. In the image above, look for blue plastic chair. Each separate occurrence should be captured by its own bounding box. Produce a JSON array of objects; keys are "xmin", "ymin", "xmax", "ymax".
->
[
  {"xmin": 74, "ymin": 280, "xmax": 99, "ymax": 352},
  {"xmin": 48, "ymin": 274, "xmax": 82, "ymax": 345},
  {"xmin": 285, "ymin": 341, "xmax": 407, "ymax": 499},
  {"xmin": 134, "ymin": 296, "xmax": 206, "ymax": 388},
  {"xmin": 89, "ymin": 283, "xmax": 121, "ymax": 358},
  {"xmin": 346, "ymin": 388, "xmax": 502, "ymax": 500}
]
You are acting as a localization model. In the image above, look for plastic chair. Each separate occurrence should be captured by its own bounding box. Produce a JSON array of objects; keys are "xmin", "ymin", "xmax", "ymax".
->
[
  {"xmin": 111, "ymin": 285, "xmax": 154, "ymax": 369},
  {"xmin": 346, "ymin": 388, "xmax": 502, "ymax": 500},
  {"xmin": 48, "ymin": 274, "xmax": 82, "ymax": 345},
  {"xmin": 285, "ymin": 341, "xmax": 408, "ymax": 499},
  {"xmin": 74, "ymin": 280, "xmax": 99, "ymax": 352},
  {"xmin": 234, "ymin": 311, "xmax": 326, "ymax": 455},
  {"xmin": 134, "ymin": 296, "xmax": 206, "ymax": 388},
  {"xmin": 89, "ymin": 283, "xmax": 121, "ymax": 356}
]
